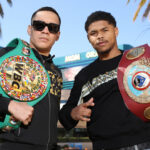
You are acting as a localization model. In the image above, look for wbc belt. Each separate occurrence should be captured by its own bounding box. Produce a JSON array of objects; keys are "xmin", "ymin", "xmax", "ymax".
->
[
  {"xmin": 118, "ymin": 44, "xmax": 150, "ymax": 121},
  {"xmin": 0, "ymin": 38, "xmax": 51, "ymax": 131}
]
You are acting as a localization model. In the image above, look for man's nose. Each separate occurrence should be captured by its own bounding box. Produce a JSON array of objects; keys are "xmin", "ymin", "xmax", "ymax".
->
[
  {"xmin": 42, "ymin": 26, "xmax": 49, "ymax": 33},
  {"xmin": 97, "ymin": 32, "xmax": 103, "ymax": 38}
]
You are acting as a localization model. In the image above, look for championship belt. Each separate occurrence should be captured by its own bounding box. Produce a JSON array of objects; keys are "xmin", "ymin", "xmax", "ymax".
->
[
  {"xmin": 0, "ymin": 38, "xmax": 51, "ymax": 131},
  {"xmin": 117, "ymin": 44, "xmax": 150, "ymax": 121}
]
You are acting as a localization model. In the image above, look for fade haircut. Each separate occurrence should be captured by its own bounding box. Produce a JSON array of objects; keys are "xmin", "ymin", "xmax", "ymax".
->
[
  {"xmin": 85, "ymin": 11, "xmax": 116, "ymax": 32},
  {"xmin": 31, "ymin": 6, "xmax": 61, "ymax": 25}
]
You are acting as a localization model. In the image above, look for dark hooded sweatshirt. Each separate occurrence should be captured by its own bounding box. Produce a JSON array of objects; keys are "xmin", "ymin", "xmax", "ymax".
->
[{"xmin": 0, "ymin": 47, "xmax": 62, "ymax": 149}]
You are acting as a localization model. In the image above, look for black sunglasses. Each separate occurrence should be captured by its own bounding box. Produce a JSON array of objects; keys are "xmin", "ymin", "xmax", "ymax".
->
[{"xmin": 32, "ymin": 20, "xmax": 60, "ymax": 34}]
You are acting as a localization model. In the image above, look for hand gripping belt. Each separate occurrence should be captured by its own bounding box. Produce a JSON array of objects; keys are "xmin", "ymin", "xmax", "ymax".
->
[{"xmin": 0, "ymin": 38, "xmax": 51, "ymax": 131}]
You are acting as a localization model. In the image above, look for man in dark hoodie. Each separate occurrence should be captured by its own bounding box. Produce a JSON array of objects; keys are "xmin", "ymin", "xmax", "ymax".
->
[
  {"xmin": 59, "ymin": 10, "xmax": 150, "ymax": 150},
  {"xmin": 0, "ymin": 6, "xmax": 62, "ymax": 150}
]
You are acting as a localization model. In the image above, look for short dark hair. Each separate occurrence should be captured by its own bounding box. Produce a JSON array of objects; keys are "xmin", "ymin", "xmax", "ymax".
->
[
  {"xmin": 85, "ymin": 11, "xmax": 116, "ymax": 32},
  {"xmin": 31, "ymin": 6, "xmax": 61, "ymax": 25}
]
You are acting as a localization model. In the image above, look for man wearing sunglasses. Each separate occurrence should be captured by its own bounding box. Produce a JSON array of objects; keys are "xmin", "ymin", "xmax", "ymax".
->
[{"xmin": 0, "ymin": 7, "xmax": 62, "ymax": 150}]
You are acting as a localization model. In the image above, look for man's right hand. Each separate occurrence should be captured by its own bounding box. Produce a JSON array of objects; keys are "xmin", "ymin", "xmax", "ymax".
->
[
  {"xmin": 8, "ymin": 101, "xmax": 34, "ymax": 125},
  {"xmin": 71, "ymin": 98, "xmax": 95, "ymax": 122}
]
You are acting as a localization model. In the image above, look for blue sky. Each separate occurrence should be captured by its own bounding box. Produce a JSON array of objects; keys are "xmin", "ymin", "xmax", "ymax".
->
[{"xmin": 0, "ymin": 0, "xmax": 150, "ymax": 57}]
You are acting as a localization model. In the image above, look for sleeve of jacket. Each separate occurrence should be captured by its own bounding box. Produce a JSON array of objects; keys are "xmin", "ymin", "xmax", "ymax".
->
[
  {"xmin": 59, "ymin": 71, "xmax": 84, "ymax": 130},
  {"xmin": 0, "ymin": 94, "xmax": 11, "ymax": 114}
]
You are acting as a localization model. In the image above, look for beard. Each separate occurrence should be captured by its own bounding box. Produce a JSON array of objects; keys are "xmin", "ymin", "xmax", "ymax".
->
[
  {"xmin": 96, "ymin": 41, "xmax": 116, "ymax": 56},
  {"xmin": 96, "ymin": 46, "xmax": 113, "ymax": 58},
  {"xmin": 99, "ymin": 48, "xmax": 111, "ymax": 55}
]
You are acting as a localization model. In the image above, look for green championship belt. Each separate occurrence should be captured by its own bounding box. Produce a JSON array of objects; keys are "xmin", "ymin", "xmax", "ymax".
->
[{"xmin": 0, "ymin": 38, "xmax": 51, "ymax": 131}]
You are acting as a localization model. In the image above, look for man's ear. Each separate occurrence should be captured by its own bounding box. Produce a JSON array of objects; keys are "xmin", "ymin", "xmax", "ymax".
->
[
  {"xmin": 55, "ymin": 31, "xmax": 60, "ymax": 41},
  {"xmin": 115, "ymin": 27, "xmax": 119, "ymax": 37},
  {"xmin": 87, "ymin": 34, "xmax": 92, "ymax": 45},
  {"xmin": 27, "ymin": 25, "xmax": 32, "ymax": 36},
  {"xmin": 87, "ymin": 34, "xmax": 90, "ymax": 41}
]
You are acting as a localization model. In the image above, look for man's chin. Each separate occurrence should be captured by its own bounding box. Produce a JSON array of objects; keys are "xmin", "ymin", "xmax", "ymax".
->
[{"xmin": 97, "ymin": 48, "xmax": 111, "ymax": 55}]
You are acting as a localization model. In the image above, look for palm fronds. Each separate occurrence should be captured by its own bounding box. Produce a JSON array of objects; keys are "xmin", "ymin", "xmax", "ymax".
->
[
  {"xmin": 0, "ymin": 0, "xmax": 13, "ymax": 37},
  {"xmin": 127, "ymin": 0, "xmax": 150, "ymax": 21}
]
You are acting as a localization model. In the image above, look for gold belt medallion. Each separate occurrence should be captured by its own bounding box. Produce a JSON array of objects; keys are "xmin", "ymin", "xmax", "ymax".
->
[{"xmin": 0, "ymin": 56, "xmax": 48, "ymax": 101}]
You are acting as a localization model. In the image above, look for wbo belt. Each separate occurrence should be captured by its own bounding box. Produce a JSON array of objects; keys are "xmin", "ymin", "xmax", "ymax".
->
[
  {"xmin": 118, "ymin": 44, "xmax": 150, "ymax": 121},
  {"xmin": 0, "ymin": 38, "xmax": 51, "ymax": 131}
]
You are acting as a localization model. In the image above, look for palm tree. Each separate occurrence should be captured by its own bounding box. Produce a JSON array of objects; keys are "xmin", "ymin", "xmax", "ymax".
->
[
  {"xmin": 127, "ymin": 0, "xmax": 150, "ymax": 21},
  {"xmin": 0, "ymin": 0, "xmax": 12, "ymax": 36}
]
